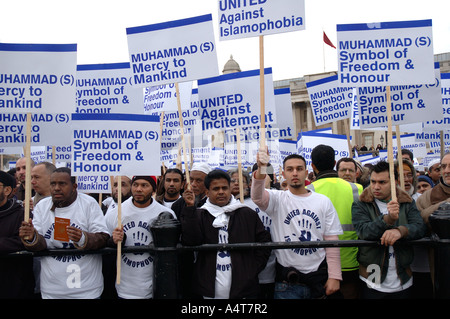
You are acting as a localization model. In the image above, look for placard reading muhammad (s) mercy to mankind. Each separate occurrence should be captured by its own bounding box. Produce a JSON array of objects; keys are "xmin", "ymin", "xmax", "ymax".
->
[
  {"xmin": 0, "ymin": 43, "xmax": 77, "ymax": 113},
  {"xmin": 126, "ymin": 14, "xmax": 219, "ymax": 88}
]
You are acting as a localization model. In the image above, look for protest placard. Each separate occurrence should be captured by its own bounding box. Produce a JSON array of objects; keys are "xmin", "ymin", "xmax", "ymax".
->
[
  {"xmin": 337, "ymin": 19, "xmax": 435, "ymax": 86},
  {"xmin": 143, "ymin": 81, "xmax": 192, "ymax": 114},
  {"xmin": 0, "ymin": 42, "xmax": 77, "ymax": 222},
  {"xmin": 76, "ymin": 62, "xmax": 144, "ymax": 114},
  {"xmin": 218, "ymin": 0, "xmax": 305, "ymax": 41},
  {"xmin": 126, "ymin": 14, "xmax": 218, "ymax": 87},
  {"xmin": 357, "ymin": 62, "xmax": 443, "ymax": 128},
  {"xmin": 422, "ymin": 72, "xmax": 450, "ymax": 131},
  {"xmin": 306, "ymin": 75, "xmax": 353, "ymax": 126},
  {"xmin": 0, "ymin": 43, "xmax": 77, "ymax": 113},
  {"xmin": 71, "ymin": 113, "xmax": 161, "ymax": 177},
  {"xmin": 298, "ymin": 131, "xmax": 352, "ymax": 171},
  {"xmin": 198, "ymin": 67, "xmax": 276, "ymax": 131}
]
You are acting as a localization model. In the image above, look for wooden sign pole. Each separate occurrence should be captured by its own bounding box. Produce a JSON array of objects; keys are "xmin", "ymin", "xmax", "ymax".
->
[
  {"xmin": 385, "ymin": 87, "xmax": 397, "ymax": 201},
  {"xmin": 116, "ymin": 176, "xmax": 122, "ymax": 285},
  {"xmin": 236, "ymin": 127, "xmax": 244, "ymax": 203},
  {"xmin": 175, "ymin": 83, "xmax": 190, "ymax": 185},
  {"xmin": 24, "ymin": 112, "xmax": 32, "ymax": 222},
  {"xmin": 396, "ymin": 125, "xmax": 405, "ymax": 189},
  {"xmin": 259, "ymin": 35, "xmax": 266, "ymax": 149}
]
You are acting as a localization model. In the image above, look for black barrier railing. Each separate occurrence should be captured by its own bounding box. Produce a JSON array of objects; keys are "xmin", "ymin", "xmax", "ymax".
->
[
  {"xmin": 1, "ymin": 237, "xmax": 443, "ymax": 258},
  {"xmin": 4, "ymin": 237, "xmax": 450, "ymax": 299}
]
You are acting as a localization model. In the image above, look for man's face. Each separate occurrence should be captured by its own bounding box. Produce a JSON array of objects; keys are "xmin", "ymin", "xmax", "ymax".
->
[
  {"xmin": 370, "ymin": 171, "xmax": 391, "ymax": 201},
  {"xmin": 283, "ymin": 158, "xmax": 308, "ymax": 189},
  {"xmin": 15, "ymin": 158, "xmax": 27, "ymax": 184},
  {"xmin": 338, "ymin": 161, "xmax": 357, "ymax": 183},
  {"xmin": 206, "ymin": 178, "xmax": 231, "ymax": 207},
  {"xmin": 132, "ymin": 179, "xmax": 154, "ymax": 207},
  {"xmin": 164, "ymin": 172, "xmax": 184, "ymax": 197},
  {"xmin": 50, "ymin": 172, "xmax": 76, "ymax": 206},
  {"xmin": 31, "ymin": 164, "xmax": 51, "ymax": 196},
  {"xmin": 402, "ymin": 164, "xmax": 414, "ymax": 194},
  {"xmin": 441, "ymin": 154, "xmax": 450, "ymax": 185},
  {"xmin": 112, "ymin": 176, "xmax": 132, "ymax": 203},
  {"xmin": 190, "ymin": 171, "xmax": 207, "ymax": 197},
  {"xmin": 429, "ymin": 163, "xmax": 441, "ymax": 183}
]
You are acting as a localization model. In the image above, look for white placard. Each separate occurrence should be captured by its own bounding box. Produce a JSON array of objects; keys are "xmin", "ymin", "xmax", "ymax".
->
[
  {"xmin": 422, "ymin": 72, "xmax": 450, "ymax": 131},
  {"xmin": 306, "ymin": 75, "xmax": 353, "ymax": 126},
  {"xmin": 218, "ymin": 0, "xmax": 305, "ymax": 40},
  {"xmin": 143, "ymin": 81, "xmax": 192, "ymax": 113},
  {"xmin": 198, "ymin": 68, "xmax": 276, "ymax": 132},
  {"xmin": 0, "ymin": 43, "xmax": 77, "ymax": 113},
  {"xmin": 298, "ymin": 131, "xmax": 352, "ymax": 170},
  {"xmin": 0, "ymin": 113, "xmax": 70, "ymax": 147},
  {"xmin": 126, "ymin": 14, "xmax": 219, "ymax": 87},
  {"xmin": 76, "ymin": 62, "xmax": 144, "ymax": 114},
  {"xmin": 337, "ymin": 19, "xmax": 435, "ymax": 86},
  {"xmin": 357, "ymin": 62, "xmax": 442, "ymax": 128},
  {"xmin": 71, "ymin": 113, "xmax": 161, "ymax": 176}
]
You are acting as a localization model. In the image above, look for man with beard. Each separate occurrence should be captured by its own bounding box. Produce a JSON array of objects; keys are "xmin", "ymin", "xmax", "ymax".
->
[
  {"xmin": 15, "ymin": 157, "xmax": 35, "ymax": 201},
  {"xmin": 415, "ymin": 153, "xmax": 450, "ymax": 298},
  {"xmin": 397, "ymin": 159, "xmax": 419, "ymax": 201},
  {"xmin": 103, "ymin": 176, "xmax": 132, "ymax": 215},
  {"xmin": 105, "ymin": 176, "xmax": 176, "ymax": 299},
  {"xmin": 19, "ymin": 167, "xmax": 109, "ymax": 299},
  {"xmin": 156, "ymin": 168, "xmax": 185, "ymax": 209},
  {"xmin": 252, "ymin": 152, "xmax": 343, "ymax": 299}
]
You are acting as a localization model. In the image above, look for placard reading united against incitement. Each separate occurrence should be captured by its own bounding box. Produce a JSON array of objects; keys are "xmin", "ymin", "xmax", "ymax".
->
[{"xmin": 337, "ymin": 19, "xmax": 435, "ymax": 86}]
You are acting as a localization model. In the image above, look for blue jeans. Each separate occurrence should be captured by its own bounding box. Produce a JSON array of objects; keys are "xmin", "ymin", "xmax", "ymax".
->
[{"xmin": 274, "ymin": 282, "xmax": 311, "ymax": 299}]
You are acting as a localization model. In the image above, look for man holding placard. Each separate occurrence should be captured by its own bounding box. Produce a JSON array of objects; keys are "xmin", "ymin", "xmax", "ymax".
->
[
  {"xmin": 19, "ymin": 167, "xmax": 109, "ymax": 299},
  {"xmin": 252, "ymin": 152, "xmax": 343, "ymax": 299},
  {"xmin": 352, "ymin": 161, "xmax": 426, "ymax": 299},
  {"xmin": 105, "ymin": 175, "xmax": 176, "ymax": 299}
]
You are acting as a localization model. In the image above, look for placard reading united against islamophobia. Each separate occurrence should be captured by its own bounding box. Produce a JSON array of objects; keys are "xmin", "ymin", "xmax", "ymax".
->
[
  {"xmin": 218, "ymin": 0, "xmax": 305, "ymax": 40},
  {"xmin": 336, "ymin": 19, "xmax": 435, "ymax": 86},
  {"xmin": 126, "ymin": 14, "xmax": 219, "ymax": 87},
  {"xmin": 0, "ymin": 43, "xmax": 77, "ymax": 113}
]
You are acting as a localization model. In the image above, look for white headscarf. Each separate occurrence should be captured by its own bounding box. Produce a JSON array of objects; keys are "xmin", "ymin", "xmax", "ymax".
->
[{"xmin": 201, "ymin": 196, "xmax": 247, "ymax": 228}]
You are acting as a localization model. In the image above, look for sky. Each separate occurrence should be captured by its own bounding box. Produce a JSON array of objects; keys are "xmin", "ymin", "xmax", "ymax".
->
[{"xmin": 1, "ymin": 0, "xmax": 450, "ymax": 81}]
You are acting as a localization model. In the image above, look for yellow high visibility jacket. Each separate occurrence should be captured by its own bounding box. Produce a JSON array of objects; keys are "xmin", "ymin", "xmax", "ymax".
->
[{"xmin": 307, "ymin": 177, "xmax": 362, "ymax": 272}]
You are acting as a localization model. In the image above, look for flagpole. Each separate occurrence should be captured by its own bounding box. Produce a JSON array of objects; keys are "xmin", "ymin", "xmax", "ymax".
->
[{"xmin": 322, "ymin": 29, "xmax": 326, "ymax": 72}]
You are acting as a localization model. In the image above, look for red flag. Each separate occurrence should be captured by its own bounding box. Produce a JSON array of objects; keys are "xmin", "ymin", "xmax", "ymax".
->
[{"xmin": 323, "ymin": 31, "xmax": 336, "ymax": 49}]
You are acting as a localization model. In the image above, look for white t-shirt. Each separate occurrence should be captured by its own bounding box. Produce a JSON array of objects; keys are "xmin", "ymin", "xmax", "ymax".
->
[
  {"xmin": 31, "ymin": 193, "xmax": 109, "ymax": 299},
  {"xmin": 264, "ymin": 189, "xmax": 343, "ymax": 274},
  {"xmin": 360, "ymin": 199, "xmax": 413, "ymax": 293},
  {"xmin": 105, "ymin": 197, "xmax": 176, "ymax": 299},
  {"xmin": 244, "ymin": 197, "xmax": 276, "ymax": 284}
]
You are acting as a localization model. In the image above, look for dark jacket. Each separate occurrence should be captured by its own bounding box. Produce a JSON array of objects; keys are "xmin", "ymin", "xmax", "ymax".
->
[
  {"xmin": 181, "ymin": 205, "xmax": 271, "ymax": 299},
  {"xmin": 352, "ymin": 186, "xmax": 426, "ymax": 285},
  {"xmin": 0, "ymin": 199, "xmax": 35, "ymax": 298}
]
